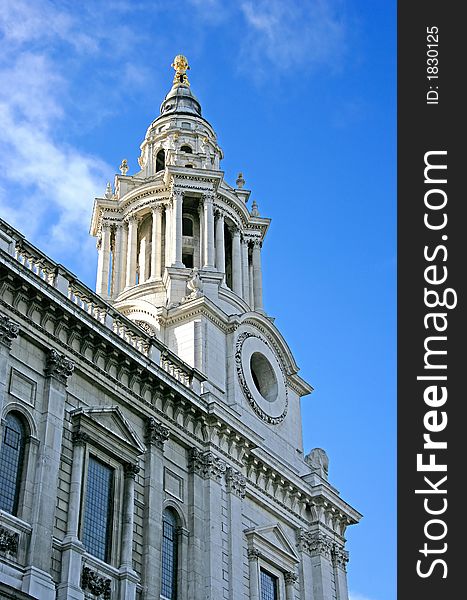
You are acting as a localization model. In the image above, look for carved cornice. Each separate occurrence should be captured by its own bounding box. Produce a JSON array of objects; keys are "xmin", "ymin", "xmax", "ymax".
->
[
  {"xmin": 226, "ymin": 466, "xmax": 246, "ymax": 498},
  {"xmin": 145, "ymin": 417, "xmax": 170, "ymax": 449},
  {"xmin": 81, "ymin": 566, "xmax": 111, "ymax": 599},
  {"xmin": 0, "ymin": 314, "xmax": 19, "ymax": 348},
  {"xmin": 45, "ymin": 348, "xmax": 75, "ymax": 383},
  {"xmin": 0, "ymin": 527, "xmax": 19, "ymax": 555},
  {"xmin": 189, "ymin": 448, "xmax": 226, "ymax": 480}
]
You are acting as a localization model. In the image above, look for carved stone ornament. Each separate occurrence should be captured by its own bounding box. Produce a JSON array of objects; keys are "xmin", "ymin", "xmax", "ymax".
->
[
  {"xmin": 182, "ymin": 268, "xmax": 203, "ymax": 303},
  {"xmin": 45, "ymin": 349, "xmax": 75, "ymax": 383},
  {"xmin": 226, "ymin": 466, "xmax": 246, "ymax": 498},
  {"xmin": 247, "ymin": 548, "xmax": 262, "ymax": 561},
  {"xmin": 284, "ymin": 571, "xmax": 298, "ymax": 585},
  {"xmin": 124, "ymin": 462, "xmax": 140, "ymax": 479},
  {"xmin": 135, "ymin": 320, "xmax": 157, "ymax": 337},
  {"xmin": 298, "ymin": 530, "xmax": 333, "ymax": 559},
  {"xmin": 81, "ymin": 566, "xmax": 111, "ymax": 599},
  {"xmin": 189, "ymin": 448, "xmax": 226, "ymax": 480},
  {"xmin": 333, "ymin": 545, "xmax": 350, "ymax": 571},
  {"xmin": 145, "ymin": 417, "xmax": 170, "ymax": 449},
  {"xmin": 305, "ymin": 448, "xmax": 329, "ymax": 480},
  {"xmin": 0, "ymin": 315, "xmax": 19, "ymax": 348},
  {"xmin": 0, "ymin": 527, "xmax": 19, "ymax": 555},
  {"xmin": 72, "ymin": 430, "xmax": 90, "ymax": 447},
  {"xmin": 235, "ymin": 331, "xmax": 288, "ymax": 425}
]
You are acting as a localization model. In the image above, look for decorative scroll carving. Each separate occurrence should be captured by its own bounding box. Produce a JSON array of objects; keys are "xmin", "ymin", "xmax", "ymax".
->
[
  {"xmin": 81, "ymin": 566, "xmax": 111, "ymax": 599},
  {"xmin": 145, "ymin": 417, "xmax": 170, "ymax": 449},
  {"xmin": 0, "ymin": 315, "xmax": 19, "ymax": 348},
  {"xmin": 0, "ymin": 527, "xmax": 19, "ymax": 555},
  {"xmin": 45, "ymin": 348, "xmax": 75, "ymax": 383},
  {"xmin": 189, "ymin": 448, "xmax": 226, "ymax": 480},
  {"xmin": 135, "ymin": 320, "xmax": 157, "ymax": 337},
  {"xmin": 226, "ymin": 466, "xmax": 246, "ymax": 498}
]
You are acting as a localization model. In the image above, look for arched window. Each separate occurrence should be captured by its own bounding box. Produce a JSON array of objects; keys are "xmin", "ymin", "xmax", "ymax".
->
[
  {"xmin": 0, "ymin": 412, "xmax": 26, "ymax": 515},
  {"xmin": 161, "ymin": 508, "xmax": 178, "ymax": 599},
  {"xmin": 156, "ymin": 149, "xmax": 165, "ymax": 172},
  {"xmin": 180, "ymin": 145, "xmax": 192, "ymax": 153}
]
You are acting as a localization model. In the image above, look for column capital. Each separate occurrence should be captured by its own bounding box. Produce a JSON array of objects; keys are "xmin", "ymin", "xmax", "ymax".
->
[
  {"xmin": 247, "ymin": 548, "xmax": 262, "ymax": 561},
  {"xmin": 203, "ymin": 190, "xmax": 215, "ymax": 203},
  {"xmin": 189, "ymin": 448, "xmax": 226, "ymax": 480},
  {"xmin": 297, "ymin": 530, "xmax": 333, "ymax": 559},
  {"xmin": 145, "ymin": 417, "xmax": 170, "ymax": 449},
  {"xmin": 0, "ymin": 315, "xmax": 19, "ymax": 348},
  {"xmin": 225, "ymin": 466, "xmax": 246, "ymax": 498},
  {"xmin": 284, "ymin": 571, "xmax": 298, "ymax": 585},
  {"xmin": 124, "ymin": 462, "xmax": 140, "ymax": 479},
  {"xmin": 125, "ymin": 213, "xmax": 140, "ymax": 225},
  {"xmin": 44, "ymin": 349, "xmax": 75, "ymax": 384},
  {"xmin": 214, "ymin": 208, "xmax": 224, "ymax": 219},
  {"xmin": 252, "ymin": 239, "xmax": 262, "ymax": 249},
  {"xmin": 151, "ymin": 203, "xmax": 164, "ymax": 214},
  {"xmin": 171, "ymin": 186, "xmax": 184, "ymax": 200},
  {"xmin": 332, "ymin": 544, "xmax": 349, "ymax": 571},
  {"xmin": 71, "ymin": 430, "xmax": 90, "ymax": 446}
]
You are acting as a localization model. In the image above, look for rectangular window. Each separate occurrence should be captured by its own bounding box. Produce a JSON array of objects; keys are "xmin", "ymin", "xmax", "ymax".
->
[
  {"xmin": 260, "ymin": 569, "xmax": 278, "ymax": 600},
  {"xmin": 82, "ymin": 455, "xmax": 114, "ymax": 562}
]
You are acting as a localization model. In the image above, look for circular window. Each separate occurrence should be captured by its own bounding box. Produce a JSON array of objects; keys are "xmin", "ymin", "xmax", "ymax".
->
[{"xmin": 250, "ymin": 352, "xmax": 278, "ymax": 403}]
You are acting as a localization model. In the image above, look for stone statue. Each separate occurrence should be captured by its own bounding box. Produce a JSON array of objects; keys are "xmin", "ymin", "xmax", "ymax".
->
[{"xmin": 305, "ymin": 448, "xmax": 329, "ymax": 480}]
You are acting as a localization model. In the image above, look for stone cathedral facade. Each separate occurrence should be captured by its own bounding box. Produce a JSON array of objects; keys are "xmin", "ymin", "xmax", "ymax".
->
[{"xmin": 0, "ymin": 57, "xmax": 360, "ymax": 600}]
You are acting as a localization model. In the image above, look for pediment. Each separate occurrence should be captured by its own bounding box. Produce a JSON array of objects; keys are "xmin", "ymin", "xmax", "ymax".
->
[
  {"xmin": 245, "ymin": 523, "xmax": 299, "ymax": 567},
  {"xmin": 71, "ymin": 406, "xmax": 145, "ymax": 458}
]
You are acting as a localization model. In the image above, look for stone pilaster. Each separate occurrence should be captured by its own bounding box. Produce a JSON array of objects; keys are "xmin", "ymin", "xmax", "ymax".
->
[
  {"xmin": 252, "ymin": 240, "xmax": 263, "ymax": 312},
  {"xmin": 119, "ymin": 221, "xmax": 128, "ymax": 292},
  {"xmin": 165, "ymin": 201, "xmax": 172, "ymax": 269},
  {"xmin": 96, "ymin": 223, "xmax": 111, "ymax": 298},
  {"xmin": 125, "ymin": 216, "xmax": 139, "ymax": 288},
  {"xmin": 142, "ymin": 418, "xmax": 169, "ymax": 600},
  {"xmin": 57, "ymin": 431, "xmax": 88, "ymax": 600},
  {"xmin": 284, "ymin": 570, "xmax": 298, "ymax": 600},
  {"xmin": 188, "ymin": 448, "xmax": 226, "ymax": 599},
  {"xmin": 198, "ymin": 202, "xmax": 204, "ymax": 267},
  {"xmin": 241, "ymin": 237, "xmax": 250, "ymax": 304},
  {"xmin": 118, "ymin": 462, "xmax": 140, "ymax": 600},
  {"xmin": 112, "ymin": 224, "xmax": 123, "ymax": 297},
  {"xmin": 0, "ymin": 315, "xmax": 19, "ymax": 417},
  {"xmin": 203, "ymin": 192, "xmax": 215, "ymax": 268},
  {"xmin": 332, "ymin": 544, "xmax": 350, "ymax": 600},
  {"xmin": 172, "ymin": 188, "xmax": 184, "ymax": 268},
  {"xmin": 298, "ymin": 530, "xmax": 335, "ymax": 600},
  {"xmin": 226, "ymin": 467, "xmax": 246, "ymax": 600},
  {"xmin": 23, "ymin": 349, "xmax": 74, "ymax": 600},
  {"xmin": 231, "ymin": 227, "xmax": 242, "ymax": 296},
  {"xmin": 215, "ymin": 211, "xmax": 225, "ymax": 279},
  {"xmin": 247, "ymin": 548, "xmax": 261, "ymax": 600}
]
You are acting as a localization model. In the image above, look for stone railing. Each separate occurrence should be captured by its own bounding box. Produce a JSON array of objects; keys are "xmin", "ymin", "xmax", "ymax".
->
[{"xmin": 0, "ymin": 219, "xmax": 203, "ymax": 392}]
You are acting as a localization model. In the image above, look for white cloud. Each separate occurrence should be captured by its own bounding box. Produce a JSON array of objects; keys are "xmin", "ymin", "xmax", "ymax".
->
[{"xmin": 239, "ymin": 0, "xmax": 346, "ymax": 78}]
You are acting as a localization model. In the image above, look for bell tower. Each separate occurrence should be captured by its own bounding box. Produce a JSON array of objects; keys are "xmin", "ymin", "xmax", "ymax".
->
[{"xmin": 91, "ymin": 56, "xmax": 312, "ymax": 469}]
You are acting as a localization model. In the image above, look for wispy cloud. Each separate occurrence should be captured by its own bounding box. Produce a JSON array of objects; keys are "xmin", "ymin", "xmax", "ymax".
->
[
  {"xmin": 350, "ymin": 591, "xmax": 377, "ymax": 600},
  {"xmin": 239, "ymin": 0, "xmax": 346, "ymax": 79}
]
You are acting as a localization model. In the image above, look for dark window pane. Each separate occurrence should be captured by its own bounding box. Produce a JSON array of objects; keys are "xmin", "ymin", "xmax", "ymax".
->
[
  {"xmin": 82, "ymin": 456, "xmax": 114, "ymax": 562},
  {"xmin": 182, "ymin": 217, "xmax": 193, "ymax": 237},
  {"xmin": 161, "ymin": 509, "xmax": 178, "ymax": 599},
  {"xmin": 261, "ymin": 569, "xmax": 278, "ymax": 600},
  {"xmin": 0, "ymin": 413, "xmax": 26, "ymax": 515}
]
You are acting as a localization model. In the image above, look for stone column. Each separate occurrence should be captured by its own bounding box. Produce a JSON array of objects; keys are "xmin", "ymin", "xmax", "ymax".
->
[
  {"xmin": 118, "ymin": 462, "xmax": 140, "ymax": 600},
  {"xmin": 198, "ymin": 202, "xmax": 204, "ymax": 267},
  {"xmin": 333, "ymin": 545, "xmax": 350, "ymax": 600},
  {"xmin": 203, "ymin": 192, "xmax": 215, "ymax": 268},
  {"xmin": 215, "ymin": 211, "xmax": 225, "ymax": 279},
  {"xmin": 172, "ymin": 188, "xmax": 184, "ymax": 268},
  {"xmin": 24, "ymin": 349, "xmax": 74, "ymax": 600},
  {"xmin": 306, "ymin": 532, "xmax": 335, "ymax": 600},
  {"xmin": 188, "ymin": 449, "xmax": 226, "ymax": 599},
  {"xmin": 226, "ymin": 468, "xmax": 246, "ymax": 600},
  {"xmin": 150, "ymin": 205, "xmax": 163, "ymax": 280},
  {"xmin": 285, "ymin": 571, "xmax": 298, "ymax": 600},
  {"xmin": 125, "ymin": 216, "xmax": 139, "ymax": 288},
  {"xmin": 113, "ymin": 224, "xmax": 123, "ymax": 297},
  {"xmin": 119, "ymin": 221, "xmax": 128, "ymax": 292},
  {"xmin": 252, "ymin": 240, "xmax": 264, "ymax": 312},
  {"xmin": 241, "ymin": 237, "xmax": 250, "ymax": 305},
  {"xmin": 231, "ymin": 227, "xmax": 242, "ymax": 296},
  {"xmin": 296, "ymin": 529, "xmax": 314, "ymax": 600},
  {"xmin": 165, "ymin": 201, "xmax": 172, "ymax": 269},
  {"xmin": 57, "ymin": 432, "xmax": 88, "ymax": 600},
  {"xmin": 0, "ymin": 316, "xmax": 19, "ymax": 417},
  {"xmin": 139, "ymin": 237, "xmax": 147, "ymax": 283},
  {"xmin": 247, "ymin": 549, "xmax": 261, "ymax": 600},
  {"xmin": 96, "ymin": 223, "xmax": 111, "ymax": 298},
  {"xmin": 142, "ymin": 418, "xmax": 170, "ymax": 600},
  {"xmin": 249, "ymin": 261, "xmax": 254, "ymax": 310}
]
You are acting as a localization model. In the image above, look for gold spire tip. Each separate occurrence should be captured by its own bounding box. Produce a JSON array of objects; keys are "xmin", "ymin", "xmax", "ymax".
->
[{"xmin": 171, "ymin": 55, "xmax": 190, "ymax": 87}]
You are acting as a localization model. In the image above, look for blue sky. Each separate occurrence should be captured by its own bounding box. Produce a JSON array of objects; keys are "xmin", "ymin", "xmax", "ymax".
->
[{"xmin": 0, "ymin": 1, "xmax": 396, "ymax": 599}]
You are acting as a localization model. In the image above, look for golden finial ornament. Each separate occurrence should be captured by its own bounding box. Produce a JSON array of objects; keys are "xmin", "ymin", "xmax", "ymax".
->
[{"xmin": 171, "ymin": 55, "xmax": 190, "ymax": 87}]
